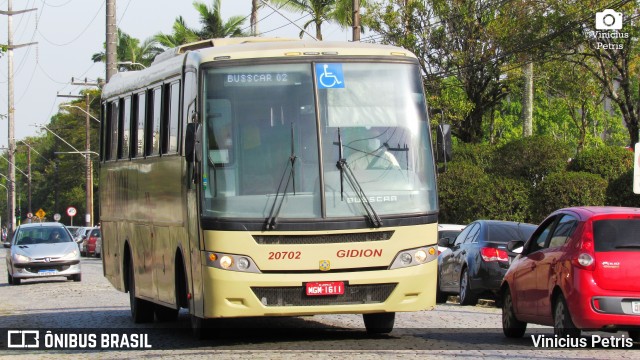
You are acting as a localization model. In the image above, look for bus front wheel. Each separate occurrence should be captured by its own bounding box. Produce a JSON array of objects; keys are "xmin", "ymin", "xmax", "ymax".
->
[
  {"xmin": 128, "ymin": 259, "xmax": 154, "ymax": 323},
  {"xmin": 363, "ymin": 312, "xmax": 395, "ymax": 334}
]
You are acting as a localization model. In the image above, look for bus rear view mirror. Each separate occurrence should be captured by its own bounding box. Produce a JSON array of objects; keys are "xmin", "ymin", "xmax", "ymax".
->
[{"xmin": 185, "ymin": 123, "xmax": 202, "ymax": 163}]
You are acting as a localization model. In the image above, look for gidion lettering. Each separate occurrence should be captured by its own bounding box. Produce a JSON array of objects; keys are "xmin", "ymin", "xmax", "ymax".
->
[{"xmin": 336, "ymin": 249, "xmax": 383, "ymax": 258}]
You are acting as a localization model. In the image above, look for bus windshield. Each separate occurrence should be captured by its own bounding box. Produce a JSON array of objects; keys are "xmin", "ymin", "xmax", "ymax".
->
[{"xmin": 201, "ymin": 61, "xmax": 437, "ymax": 222}]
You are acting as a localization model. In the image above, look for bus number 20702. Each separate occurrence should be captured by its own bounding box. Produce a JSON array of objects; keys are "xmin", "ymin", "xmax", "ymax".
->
[{"xmin": 268, "ymin": 251, "xmax": 301, "ymax": 260}]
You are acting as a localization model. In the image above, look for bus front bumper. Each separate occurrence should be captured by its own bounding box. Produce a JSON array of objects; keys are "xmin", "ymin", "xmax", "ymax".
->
[{"xmin": 201, "ymin": 260, "xmax": 437, "ymax": 318}]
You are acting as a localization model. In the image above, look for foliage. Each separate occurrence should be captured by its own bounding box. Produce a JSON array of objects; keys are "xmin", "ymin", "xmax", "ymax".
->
[
  {"xmin": 606, "ymin": 170, "xmax": 640, "ymax": 208},
  {"xmin": 481, "ymin": 176, "xmax": 532, "ymax": 223},
  {"xmin": 450, "ymin": 142, "xmax": 495, "ymax": 171},
  {"xmin": 91, "ymin": 29, "xmax": 162, "ymax": 68},
  {"xmin": 491, "ymin": 136, "xmax": 572, "ymax": 184},
  {"xmin": 437, "ymin": 161, "xmax": 490, "ymax": 224},
  {"xmin": 569, "ymin": 146, "xmax": 633, "ymax": 181},
  {"xmin": 532, "ymin": 171, "xmax": 607, "ymax": 223}
]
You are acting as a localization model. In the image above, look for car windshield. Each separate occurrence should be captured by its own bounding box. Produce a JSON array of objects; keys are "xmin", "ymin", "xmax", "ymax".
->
[{"xmin": 14, "ymin": 227, "xmax": 73, "ymax": 245}]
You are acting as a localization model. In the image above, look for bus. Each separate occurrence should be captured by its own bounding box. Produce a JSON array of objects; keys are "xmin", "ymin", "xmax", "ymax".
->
[{"xmin": 99, "ymin": 38, "xmax": 440, "ymax": 336}]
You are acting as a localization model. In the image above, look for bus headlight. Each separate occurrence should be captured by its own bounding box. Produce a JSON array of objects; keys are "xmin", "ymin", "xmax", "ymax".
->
[
  {"xmin": 389, "ymin": 246, "xmax": 437, "ymax": 269},
  {"xmin": 205, "ymin": 252, "xmax": 261, "ymax": 273},
  {"xmin": 220, "ymin": 256, "xmax": 233, "ymax": 269}
]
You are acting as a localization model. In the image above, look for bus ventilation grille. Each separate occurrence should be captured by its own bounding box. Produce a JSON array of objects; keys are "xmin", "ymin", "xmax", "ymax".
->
[
  {"xmin": 252, "ymin": 231, "xmax": 394, "ymax": 245},
  {"xmin": 251, "ymin": 283, "xmax": 397, "ymax": 307}
]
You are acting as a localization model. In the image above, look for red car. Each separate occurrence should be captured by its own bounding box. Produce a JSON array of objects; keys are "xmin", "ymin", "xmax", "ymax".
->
[{"xmin": 501, "ymin": 206, "xmax": 640, "ymax": 340}]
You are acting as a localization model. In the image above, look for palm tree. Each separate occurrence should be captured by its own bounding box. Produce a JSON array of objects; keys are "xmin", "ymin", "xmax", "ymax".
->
[
  {"xmin": 92, "ymin": 29, "xmax": 162, "ymax": 68},
  {"xmin": 192, "ymin": 0, "xmax": 247, "ymax": 39},
  {"xmin": 155, "ymin": 1, "xmax": 247, "ymax": 49},
  {"xmin": 155, "ymin": 16, "xmax": 200, "ymax": 48},
  {"xmin": 270, "ymin": 0, "xmax": 337, "ymax": 40}
]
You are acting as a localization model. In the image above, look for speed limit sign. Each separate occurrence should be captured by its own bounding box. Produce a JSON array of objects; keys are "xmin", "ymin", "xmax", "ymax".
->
[{"xmin": 67, "ymin": 207, "xmax": 77, "ymax": 217}]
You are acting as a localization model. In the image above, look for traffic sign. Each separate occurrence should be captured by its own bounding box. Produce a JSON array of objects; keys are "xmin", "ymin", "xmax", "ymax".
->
[
  {"xmin": 35, "ymin": 208, "xmax": 46, "ymax": 219},
  {"xmin": 26, "ymin": 212, "xmax": 33, "ymax": 219},
  {"xmin": 67, "ymin": 207, "xmax": 77, "ymax": 217},
  {"xmin": 53, "ymin": 213, "xmax": 61, "ymax": 222}
]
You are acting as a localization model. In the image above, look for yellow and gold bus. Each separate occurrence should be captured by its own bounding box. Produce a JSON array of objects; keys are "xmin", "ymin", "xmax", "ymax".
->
[{"xmin": 100, "ymin": 38, "xmax": 439, "ymax": 336}]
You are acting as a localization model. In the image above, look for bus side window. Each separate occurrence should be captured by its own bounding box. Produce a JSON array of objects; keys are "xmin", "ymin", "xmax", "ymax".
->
[{"xmin": 134, "ymin": 92, "xmax": 146, "ymax": 158}]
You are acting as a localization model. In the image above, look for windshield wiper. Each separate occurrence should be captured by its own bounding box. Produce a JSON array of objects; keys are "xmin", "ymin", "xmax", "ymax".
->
[
  {"xmin": 615, "ymin": 244, "xmax": 640, "ymax": 249},
  {"xmin": 265, "ymin": 124, "xmax": 297, "ymax": 230},
  {"xmin": 335, "ymin": 128, "xmax": 382, "ymax": 228}
]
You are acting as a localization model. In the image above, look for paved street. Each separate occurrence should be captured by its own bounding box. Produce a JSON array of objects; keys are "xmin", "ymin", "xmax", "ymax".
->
[{"xmin": 0, "ymin": 248, "xmax": 637, "ymax": 359}]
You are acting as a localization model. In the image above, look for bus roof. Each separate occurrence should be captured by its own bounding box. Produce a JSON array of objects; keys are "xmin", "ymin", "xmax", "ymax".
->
[{"xmin": 102, "ymin": 38, "xmax": 417, "ymax": 99}]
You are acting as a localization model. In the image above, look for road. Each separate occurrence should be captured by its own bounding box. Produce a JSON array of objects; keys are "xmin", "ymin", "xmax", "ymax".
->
[{"xmin": 0, "ymin": 248, "xmax": 636, "ymax": 359}]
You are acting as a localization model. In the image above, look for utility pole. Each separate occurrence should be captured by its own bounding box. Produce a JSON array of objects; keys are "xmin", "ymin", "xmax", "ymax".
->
[
  {"xmin": 106, "ymin": 0, "xmax": 117, "ymax": 82},
  {"xmin": 352, "ymin": 0, "xmax": 360, "ymax": 42},
  {"xmin": 60, "ymin": 78, "xmax": 99, "ymax": 227},
  {"xmin": 1, "ymin": 1, "xmax": 37, "ymax": 235},
  {"xmin": 251, "ymin": 0, "xmax": 259, "ymax": 36}
]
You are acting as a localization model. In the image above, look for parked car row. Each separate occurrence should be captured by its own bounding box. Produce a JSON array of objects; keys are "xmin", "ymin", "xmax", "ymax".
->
[
  {"xmin": 437, "ymin": 206, "xmax": 640, "ymax": 343},
  {"xmin": 70, "ymin": 226, "xmax": 101, "ymax": 258}
]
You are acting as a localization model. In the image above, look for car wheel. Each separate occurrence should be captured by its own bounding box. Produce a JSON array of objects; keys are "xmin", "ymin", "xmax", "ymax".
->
[
  {"xmin": 554, "ymin": 295, "xmax": 580, "ymax": 338},
  {"xmin": 7, "ymin": 271, "xmax": 13, "ymax": 285},
  {"xmin": 72, "ymin": 274, "xmax": 81, "ymax": 282},
  {"xmin": 459, "ymin": 268, "xmax": 478, "ymax": 306},
  {"xmin": 363, "ymin": 312, "xmax": 395, "ymax": 334},
  {"xmin": 629, "ymin": 330, "xmax": 640, "ymax": 342},
  {"xmin": 502, "ymin": 288, "xmax": 526, "ymax": 338},
  {"xmin": 128, "ymin": 259, "xmax": 154, "ymax": 323},
  {"xmin": 12, "ymin": 277, "xmax": 21, "ymax": 285},
  {"xmin": 435, "ymin": 276, "xmax": 448, "ymax": 304}
]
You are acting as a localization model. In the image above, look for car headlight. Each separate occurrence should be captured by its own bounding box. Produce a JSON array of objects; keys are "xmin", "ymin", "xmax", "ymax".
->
[
  {"xmin": 12, "ymin": 253, "xmax": 30, "ymax": 263},
  {"xmin": 61, "ymin": 249, "xmax": 79, "ymax": 260}
]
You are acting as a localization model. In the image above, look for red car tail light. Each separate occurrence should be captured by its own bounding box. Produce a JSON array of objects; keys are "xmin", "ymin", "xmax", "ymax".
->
[
  {"xmin": 481, "ymin": 247, "xmax": 508, "ymax": 262},
  {"xmin": 572, "ymin": 221, "xmax": 595, "ymax": 271}
]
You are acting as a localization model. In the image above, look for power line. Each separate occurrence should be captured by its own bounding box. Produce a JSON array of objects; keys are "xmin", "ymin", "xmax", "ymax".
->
[{"xmin": 36, "ymin": 0, "xmax": 104, "ymax": 47}]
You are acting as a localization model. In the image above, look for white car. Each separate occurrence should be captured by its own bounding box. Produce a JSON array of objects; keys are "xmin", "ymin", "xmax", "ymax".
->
[
  {"xmin": 437, "ymin": 224, "xmax": 466, "ymax": 255},
  {"xmin": 6, "ymin": 222, "xmax": 81, "ymax": 285}
]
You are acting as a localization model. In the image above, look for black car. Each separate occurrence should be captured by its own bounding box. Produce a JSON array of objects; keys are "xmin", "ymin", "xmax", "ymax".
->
[{"xmin": 437, "ymin": 220, "xmax": 536, "ymax": 305}]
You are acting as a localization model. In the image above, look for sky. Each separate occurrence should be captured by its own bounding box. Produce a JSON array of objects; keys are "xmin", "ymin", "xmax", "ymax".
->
[{"xmin": 0, "ymin": 0, "xmax": 352, "ymax": 146}]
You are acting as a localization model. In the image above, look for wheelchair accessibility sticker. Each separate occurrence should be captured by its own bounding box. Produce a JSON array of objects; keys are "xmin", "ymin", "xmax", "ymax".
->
[{"xmin": 316, "ymin": 63, "xmax": 344, "ymax": 89}]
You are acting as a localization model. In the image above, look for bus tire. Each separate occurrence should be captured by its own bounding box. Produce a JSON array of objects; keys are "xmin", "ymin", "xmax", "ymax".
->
[
  {"xmin": 154, "ymin": 304, "xmax": 179, "ymax": 322},
  {"xmin": 191, "ymin": 315, "xmax": 208, "ymax": 340},
  {"xmin": 128, "ymin": 259, "xmax": 154, "ymax": 323},
  {"xmin": 363, "ymin": 312, "xmax": 395, "ymax": 334}
]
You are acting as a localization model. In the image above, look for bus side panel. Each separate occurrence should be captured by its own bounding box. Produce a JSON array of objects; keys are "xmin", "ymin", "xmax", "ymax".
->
[
  {"xmin": 102, "ymin": 220, "xmax": 123, "ymax": 291},
  {"xmin": 133, "ymin": 224, "xmax": 154, "ymax": 300},
  {"xmin": 153, "ymin": 225, "xmax": 176, "ymax": 305},
  {"xmin": 187, "ymin": 185, "xmax": 204, "ymax": 318}
]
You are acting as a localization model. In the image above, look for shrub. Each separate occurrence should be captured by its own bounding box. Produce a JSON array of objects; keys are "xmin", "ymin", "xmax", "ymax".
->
[
  {"xmin": 437, "ymin": 161, "xmax": 490, "ymax": 224},
  {"xmin": 532, "ymin": 171, "xmax": 607, "ymax": 222},
  {"xmin": 480, "ymin": 176, "xmax": 532, "ymax": 223},
  {"xmin": 569, "ymin": 146, "xmax": 633, "ymax": 181},
  {"xmin": 451, "ymin": 142, "xmax": 496, "ymax": 171},
  {"xmin": 491, "ymin": 136, "xmax": 572, "ymax": 184},
  {"xmin": 606, "ymin": 169, "xmax": 640, "ymax": 207}
]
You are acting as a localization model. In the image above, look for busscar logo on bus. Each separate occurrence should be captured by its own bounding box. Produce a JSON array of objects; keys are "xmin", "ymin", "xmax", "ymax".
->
[{"xmin": 346, "ymin": 195, "xmax": 398, "ymax": 204}]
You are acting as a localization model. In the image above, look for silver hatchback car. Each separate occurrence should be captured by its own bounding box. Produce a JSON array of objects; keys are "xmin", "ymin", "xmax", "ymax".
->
[{"xmin": 5, "ymin": 222, "xmax": 81, "ymax": 285}]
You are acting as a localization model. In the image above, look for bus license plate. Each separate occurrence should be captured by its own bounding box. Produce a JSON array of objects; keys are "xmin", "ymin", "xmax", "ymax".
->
[
  {"xmin": 38, "ymin": 269, "xmax": 57, "ymax": 275},
  {"xmin": 306, "ymin": 281, "xmax": 344, "ymax": 296},
  {"xmin": 632, "ymin": 301, "xmax": 640, "ymax": 314}
]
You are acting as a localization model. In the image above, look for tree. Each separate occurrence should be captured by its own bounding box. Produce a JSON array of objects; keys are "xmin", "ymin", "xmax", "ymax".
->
[
  {"xmin": 365, "ymin": 0, "xmax": 512, "ymax": 143},
  {"xmin": 92, "ymin": 29, "xmax": 162, "ymax": 68},
  {"xmin": 155, "ymin": 16, "xmax": 200, "ymax": 48},
  {"xmin": 270, "ymin": 0, "xmax": 337, "ymax": 40},
  {"xmin": 155, "ymin": 0, "xmax": 247, "ymax": 49},
  {"xmin": 192, "ymin": 0, "xmax": 246, "ymax": 39}
]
